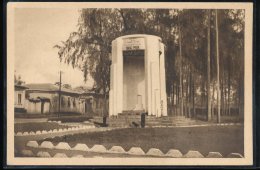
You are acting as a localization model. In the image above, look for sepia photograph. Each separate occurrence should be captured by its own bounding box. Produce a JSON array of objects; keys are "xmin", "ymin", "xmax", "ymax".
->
[{"xmin": 7, "ymin": 2, "xmax": 253, "ymax": 166}]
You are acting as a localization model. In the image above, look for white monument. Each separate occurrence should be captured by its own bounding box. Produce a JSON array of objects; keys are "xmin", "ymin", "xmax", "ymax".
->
[{"xmin": 109, "ymin": 34, "xmax": 167, "ymax": 117}]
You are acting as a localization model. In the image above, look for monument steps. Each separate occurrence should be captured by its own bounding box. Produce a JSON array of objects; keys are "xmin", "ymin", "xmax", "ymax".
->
[{"xmin": 91, "ymin": 115, "xmax": 204, "ymax": 127}]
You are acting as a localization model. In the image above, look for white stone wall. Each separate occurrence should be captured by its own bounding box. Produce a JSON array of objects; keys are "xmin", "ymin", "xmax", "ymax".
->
[{"xmin": 109, "ymin": 34, "xmax": 167, "ymax": 117}]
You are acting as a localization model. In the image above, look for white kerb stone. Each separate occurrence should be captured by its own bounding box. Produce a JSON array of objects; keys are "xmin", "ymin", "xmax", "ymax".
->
[
  {"xmin": 40, "ymin": 141, "xmax": 54, "ymax": 149},
  {"xmin": 146, "ymin": 148, "xmax": 164, "ymax": 156},
  {"xmin": 227, "ymin": 153, "xmax": 243, "ymax": 158},
  {"xmin": 52, "ymin": 129, "xmax": 58, "ymax": 133},
  {"xmin": 184, "ymin": 150, "xmax": 204, "ymax": 158},
  {"xmin": 29, "ymin": 131, "xmax": 35, "ymax": 135},
  {"xmin": 36, "ymin": 131, "xmax": 41, "ymax": 135},
  {"xmin": 165, "ymin": 149, "xmax": 183, "ymax": 158},
  {"xmin": 109, "ymin": 146, "xmax": 126, "ymax": 153},
  {"xmin": 16, "ymin": 132, "xmax": 23, "ymax": 136},
  {"xmin": 127, "ymin": 147, "xmax": 145, "ymax": 155},
  {"xmin": 90, "ymin": 145, "xmax": 107, "ymax": 153},
  {"xmin": 23, "ymin": 132, "xmax": 29, "ymax": 136},
  {"xmin": 206, "ymin": 152, "xmax": 223, "ymax": 158},
  {"xmin": 72, "ymin": 143, "xmax": 89, "ymax": 151},
  {"xmin": 54, "ymin": 142, "xmax": 71, "ymax": 150},
  {"xmin": 21, "ymin": 150, "xmax": 34, "ymax": 157},
  {"xmin": 41, "ymin": 130, "xmax": 47, "ymax": 134},
  {"xmin": 26, "ymin": 141, "xmax": 39, "ymax": 148},
  {"xmin": 37, "ymin": 151, "xmax": 51, "ymax": 157},
  {"xmin": 72, "ymin": 154, "xmax": 84, "ymax": 158},
  {"xmin": 53, "ymin": 153, "xmax": 68, "ymax": 158}
]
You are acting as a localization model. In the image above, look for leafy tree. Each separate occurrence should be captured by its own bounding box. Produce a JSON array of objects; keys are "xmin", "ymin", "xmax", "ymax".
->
[{"xmin": 63, "ymin": 84, "xmax": 72, "ymax": 89}]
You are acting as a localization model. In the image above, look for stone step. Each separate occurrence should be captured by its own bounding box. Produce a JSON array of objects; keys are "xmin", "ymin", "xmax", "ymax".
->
[{"xmin": 91, "ymin": 116, "xmax": 205, "ymax": 127}]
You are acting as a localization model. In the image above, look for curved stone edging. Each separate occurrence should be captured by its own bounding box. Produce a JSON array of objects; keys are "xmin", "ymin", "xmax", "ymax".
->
[
  {"xmin": 25, "ymin": 140, "xmax": 244, "ymax": 158},
  {"xmin": 152, "ymin": 123, "xmax": 242, "ymax": 128},
  {"xmin": 15, "ymin": 123, "xmax": 242, "ymax": 136},
  {"xmin": 15, "ymin": 125, "xmax": 96, "ymax": 136}
]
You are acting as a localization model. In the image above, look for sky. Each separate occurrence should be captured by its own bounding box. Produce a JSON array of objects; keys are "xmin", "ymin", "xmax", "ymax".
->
[{"xmin": 14, "ymin": 8, "xmax": 93, "ymax": 88}]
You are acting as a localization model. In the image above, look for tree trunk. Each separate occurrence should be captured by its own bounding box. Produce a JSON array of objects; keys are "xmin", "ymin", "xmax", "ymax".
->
[
  {"xmin": 178, "ymin": 14, "xmax": 184, "ymax": 117},
  {"xmin": 228, "ymin": 65, "xmax": 231, "ymax": 116},
  {"xmin": 207, "ymin": 9, "xmax": 212, "ymax": 121},
  {"xmin": 176, "ymin": 83, "xmax": 178, "ymax": 116},
  {"xmin": 212, "ymin": 81, "xmax": 215, "ymax": 117},
  {"xmin": 186, "ymin": 68, "xmax": 189, "ymax": 118},
  {"xmin": 224, "ymin": 75, "xmax": 227, "ymax": 116},
  {"xmin": 171, "ymin": 83, "xmax": 175, "ymax": 115},
  {"xmin": 188, "ymin": 66, "xmax": 192, "ymax": 118},
  {"xmin": 215, "ymin": 9, "xmax": 221, "ymax": 123},
  {"xmin": 221, "ymin": 74, "xmax": 224, "ymax": 115},
  {"xmin": 183, "ymin": 72, "xmax": 186, "ymax": 117},
  {"xmin": 192, "ymin": 73, "xmax": 195, "ymax": 118},
  {"xmin": 240, "ymin": 76, "xmax": 244, "ymax": 119}
]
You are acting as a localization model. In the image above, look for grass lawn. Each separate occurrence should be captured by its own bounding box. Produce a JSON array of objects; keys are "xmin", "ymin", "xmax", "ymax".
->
[
  {"xmin": 40, "ymin": 126, "xmax": 243, "ymax": 156},
  {"xmin": 14, "ymin": 122, "xmax": 71, "ymax": 133}
]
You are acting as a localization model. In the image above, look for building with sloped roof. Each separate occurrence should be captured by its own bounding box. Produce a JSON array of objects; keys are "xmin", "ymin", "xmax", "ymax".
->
[
  {"xmin": 24, "ymin": 83, "xmax": 84, "ymax": 114},
  {"xmin": 74, "ymin": 86, "xmax": 109, "ymax": 116},
  {"xmin": 14, "ymin": 83, "xmax": 107, "ymax": 116}
]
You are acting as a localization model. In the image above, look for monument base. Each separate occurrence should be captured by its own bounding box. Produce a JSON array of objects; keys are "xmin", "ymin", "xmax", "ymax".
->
[{"xmin": 120, "ymin": 110, "xmax": 146, "ymax": 116}]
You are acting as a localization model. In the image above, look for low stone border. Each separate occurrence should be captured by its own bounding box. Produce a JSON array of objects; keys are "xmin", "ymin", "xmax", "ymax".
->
[
  {"xmin": 25, "ymin": 140, "xmax": 244, "ymax": 158},
  {"xmin": 15, "ymin": 125, "xmax": 96, "ymax": 136},
  {"xmin": 152, "ymin": 123, "xmax": 242, "ymax": 128},
  {"xmin": 16, "ymin": 123, "xmax": 242, "ymax": 136}
]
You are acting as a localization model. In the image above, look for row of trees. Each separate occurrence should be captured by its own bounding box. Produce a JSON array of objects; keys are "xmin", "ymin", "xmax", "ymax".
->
[{"xmin": 55, "ymin": 9, "xmax": 244, "ymax": 121}]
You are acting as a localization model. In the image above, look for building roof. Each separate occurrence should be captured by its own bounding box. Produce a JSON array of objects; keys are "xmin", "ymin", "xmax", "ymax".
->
[
  {"xmin": 15, "ymin": 84, "xmax": 29, "ymax": 90},
  {"xmin": 24, "ymin": 83, "xmax": 80, "ymax": 94}
]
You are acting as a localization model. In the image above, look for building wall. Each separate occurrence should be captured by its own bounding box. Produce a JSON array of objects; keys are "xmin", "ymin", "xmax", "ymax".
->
[
  {"xmin": 14, "ymin": 90, "xmax": 26, "ymax": 109},
  {"xmin": 59, "ymin": 95, "xmax": 81, "ymax": 113},
  {"xmin": 23, "ymin": 90, "xmax": 105, "ymax": 115},
  {"xmin": 26, "ymin": 92, "xmax": 54, "ymax": 114},
  {"xmin": 26, "ymin": 91, "xmax": 82, "ymax": 114},
  {"xmin": 27, "ymin": 102, "xmax": 42, "ymax": 114}
]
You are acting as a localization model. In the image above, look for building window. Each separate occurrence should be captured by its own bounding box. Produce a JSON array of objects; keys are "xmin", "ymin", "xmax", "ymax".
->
[
  {"xmin": 18, "ymin": 94, "xmax": 22, "ymax": 104},
  {"xmin": 61, "ymin": 96, "xmax": 65, "ymax": 106},
  {"xmin": 68, "ymin": 97, "xmax": 71, "ymax": 107},
  {"xmin": 73, "ymin": 98, "xmax": 76, "ymax": 108}
]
